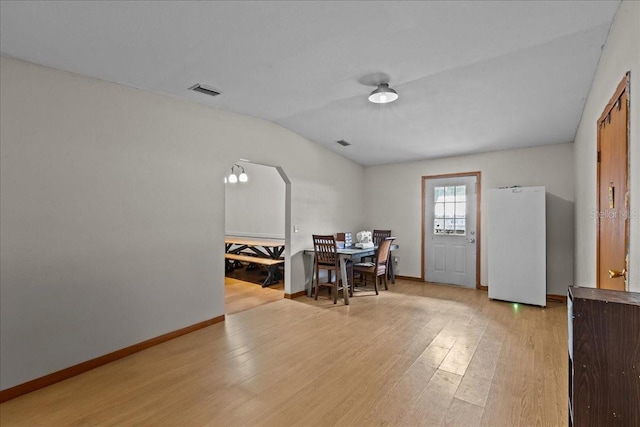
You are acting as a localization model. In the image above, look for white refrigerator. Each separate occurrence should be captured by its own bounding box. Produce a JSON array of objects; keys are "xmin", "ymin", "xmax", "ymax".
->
[{"xmin": 488, "ymin": 186, "xmax": 546, "ymax": 307}]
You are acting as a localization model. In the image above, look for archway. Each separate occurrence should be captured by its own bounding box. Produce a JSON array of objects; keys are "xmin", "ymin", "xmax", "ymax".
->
[{"xmin": 223, "ymin": 160, "xmax": 291, "ymax": 313}]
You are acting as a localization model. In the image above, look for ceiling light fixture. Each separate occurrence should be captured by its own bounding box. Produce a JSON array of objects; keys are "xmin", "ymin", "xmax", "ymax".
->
[
  {"xmin": 368, "ymin": 83, "xmax": 398, "ymax": 104},
  {"xmin": 226, "ymin": 164, "xmax": 248, "ymax": 184}
]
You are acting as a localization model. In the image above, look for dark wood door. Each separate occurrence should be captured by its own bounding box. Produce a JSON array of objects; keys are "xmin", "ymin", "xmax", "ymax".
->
[{"xmin": 597, "ymin": 74, "xmax": 629, "ymax": 291}]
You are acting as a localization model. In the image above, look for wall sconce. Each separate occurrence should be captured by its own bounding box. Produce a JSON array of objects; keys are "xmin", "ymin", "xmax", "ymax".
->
[{"xmin": 225, "ymin": 164, "xmax": 248, "ymax": 184}]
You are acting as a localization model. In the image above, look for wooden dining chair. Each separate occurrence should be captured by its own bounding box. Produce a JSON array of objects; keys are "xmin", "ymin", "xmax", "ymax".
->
[
  {"xmin": 312, "ymin": 234, "xmax": 353, "ymax": 304},
  {"xmin": 361, "ymin": 229, "xmax": 392, "ymax": 263},
  {"xmin": 358, "ymin": 230, "xmax": 393, "ymax": 286},
  {"xmin": 353, "ymin": 238, "xmax": 393, "ymax": 295},
  {"xmin": 373, "ymin": 229, "xmax": 392, "ymax": 246}
]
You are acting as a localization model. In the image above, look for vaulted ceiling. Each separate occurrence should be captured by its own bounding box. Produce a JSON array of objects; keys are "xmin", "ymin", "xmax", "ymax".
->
[{"xmin": 0, "ymin": 1, "xmax": 620, "ymax": 166}]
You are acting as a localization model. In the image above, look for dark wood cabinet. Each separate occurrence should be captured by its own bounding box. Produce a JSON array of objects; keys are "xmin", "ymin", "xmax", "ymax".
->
[{"xmin": 568, "ymin": 286, "xmax": 640, "ymax": 426}]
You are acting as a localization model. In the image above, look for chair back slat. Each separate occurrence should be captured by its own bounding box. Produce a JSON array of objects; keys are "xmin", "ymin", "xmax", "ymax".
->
[
  {"xmin": 372, "ymin": 229, "xmax": 392, "ymax": 246},
  {"xmin": 376, "ymin": 238, "xmax": 393, "ymax": 267},
  {"xmin": 312, "ymin": 234, "xmax": 338, "ymax": 265}
]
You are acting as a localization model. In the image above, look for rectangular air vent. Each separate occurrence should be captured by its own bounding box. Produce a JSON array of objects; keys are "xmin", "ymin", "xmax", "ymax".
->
[
  {"xmin": 189, "ymin": 83, "xmax": 221, "ymax": 97},
  {"xmin": 336, "ymin": 139, "xmax": 351, "ymax": 147}
]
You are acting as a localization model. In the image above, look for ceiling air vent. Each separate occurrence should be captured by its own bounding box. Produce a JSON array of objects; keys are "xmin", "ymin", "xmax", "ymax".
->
[
  {"xmin": 189, "ymin": 83, "xmax": 221, "ymax": 98},
  {"xmin": 336, "ymin": 139, "xmax": 351, "ymax": 147}
]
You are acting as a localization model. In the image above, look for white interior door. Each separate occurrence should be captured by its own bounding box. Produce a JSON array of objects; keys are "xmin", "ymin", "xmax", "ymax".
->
[{"xmin": 424, "ymin": 176, "xmax": 477, "ymax": 287}]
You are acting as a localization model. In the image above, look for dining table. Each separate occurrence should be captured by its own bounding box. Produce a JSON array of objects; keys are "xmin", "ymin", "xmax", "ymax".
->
[{"xmin": 303, "ymin": 242, "xmax": 398, "ymax": 305}]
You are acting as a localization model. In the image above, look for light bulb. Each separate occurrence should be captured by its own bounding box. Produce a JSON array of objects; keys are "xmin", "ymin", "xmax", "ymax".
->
[
  {"xmin": 239, "ymin": 172, "xmax": 248, "ymax": 182},
  {"xmin": 368, "ymin": 83, "xmax": 399, "ymax": 103},
  {"xmin": 224, "ymin": 176, "xmax": 227, "ymax": 183},
  {"xmin": 228, "ymin": 173, "xmax": 238, "ymax": 183}
]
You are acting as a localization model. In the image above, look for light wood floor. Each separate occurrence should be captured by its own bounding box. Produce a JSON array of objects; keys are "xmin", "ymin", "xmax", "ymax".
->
[
  {"xmin": 0, "ymin": 279, "xmax": 567, "ymax": 426},
  {"xmin": 225, "ymin": 277, "xmax": 284, "ymax": 315}
]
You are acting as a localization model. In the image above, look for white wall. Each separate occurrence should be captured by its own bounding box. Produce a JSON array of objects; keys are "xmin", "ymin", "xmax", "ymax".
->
[
  {"xmin": 0, "ymin": 56, "xmax": 364, "ymax": 390},
  {"xmin": 364, "ymin": 143, "xmax": 574, "ymax": 296},
  {"xmin": 574, "ymin": 0, "xmax": 640, "ymax": 292},
  {"xmin": 225, "ymin": 162, "xmax": 285, "ymax": 239}
]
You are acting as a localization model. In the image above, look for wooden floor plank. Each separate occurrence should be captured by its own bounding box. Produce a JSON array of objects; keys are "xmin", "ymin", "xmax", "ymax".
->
[
  {"xmin": 408, "ymin": 369, "xmax": 463, "ymax": 426},
  {"xmin": 224, "ymin": 276, "xmax": 284, "ymax": 315},
  {"xmin": 0, "ymin": 279, "xmax": 567, "ymax": 426},
  {"xmin": 444, "ymin": 397, "xmax": 484, "ymax": 427}
]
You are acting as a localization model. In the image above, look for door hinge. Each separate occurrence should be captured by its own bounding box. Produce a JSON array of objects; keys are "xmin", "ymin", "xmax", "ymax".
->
[{"xmin": 597, "ymin": 151, "xmax": 601, "ymax": 163}]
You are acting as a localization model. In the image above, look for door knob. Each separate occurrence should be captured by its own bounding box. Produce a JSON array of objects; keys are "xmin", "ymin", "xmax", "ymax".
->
[
  {"xmin": 467, "ymin": 238, "xmax": 476, "ymax": 243},
  {"xmin": 608, "ymin": 268, "xmax": 626, "ymax": 279}
]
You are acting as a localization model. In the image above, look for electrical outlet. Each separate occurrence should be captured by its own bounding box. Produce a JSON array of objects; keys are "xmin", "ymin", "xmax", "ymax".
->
[{"xmin": 293, "ymin": 225, "xmax": 299, "ymax": 233}]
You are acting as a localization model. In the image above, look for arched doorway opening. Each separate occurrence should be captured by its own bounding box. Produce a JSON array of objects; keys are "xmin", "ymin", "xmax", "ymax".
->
[{"xmin": 223, "ymin": 160, "xmax": 291, "ymax": 313}]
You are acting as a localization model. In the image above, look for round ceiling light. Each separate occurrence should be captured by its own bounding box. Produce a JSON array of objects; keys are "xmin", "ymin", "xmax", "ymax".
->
[{"xmin": 368, "ymin": 83, "xmax": 398, "ymax": 104}]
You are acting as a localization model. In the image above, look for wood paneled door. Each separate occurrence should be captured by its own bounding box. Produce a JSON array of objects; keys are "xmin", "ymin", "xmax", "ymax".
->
[{"xmin": 597, "ymin": 73, "xmax": 630, "ymax": 291}]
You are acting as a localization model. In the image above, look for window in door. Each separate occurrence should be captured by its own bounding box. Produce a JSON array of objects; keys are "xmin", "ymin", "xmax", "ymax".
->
[{"xmin": 434, "ymin": 185, "xmax": 466, "ymax": 235}]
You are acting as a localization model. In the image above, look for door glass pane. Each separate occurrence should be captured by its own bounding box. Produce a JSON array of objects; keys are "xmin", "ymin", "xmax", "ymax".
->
[
  {"xmin": 444, "ymin": 219, "xmax": 455, "ymax": 231},
  {"xmin": 444, "ymin": 203, "xmax": 455, "ymax": 218},
  {"xmin": 445, "ymin": 186, "xmax": 456, "ymax": 199},
  {"xmin": 432, "ymin": 184, "xmax": 470, "ymax": 236}
]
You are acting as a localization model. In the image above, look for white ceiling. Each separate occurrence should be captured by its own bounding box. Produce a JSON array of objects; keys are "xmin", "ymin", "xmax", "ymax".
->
[{"xmin": 0, "ymin": 1, "xmax": 620, "ymax": 166}]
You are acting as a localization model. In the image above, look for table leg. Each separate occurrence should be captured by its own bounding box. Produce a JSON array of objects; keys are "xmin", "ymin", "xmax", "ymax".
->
[
  {"xmin": 307, "ymin": 254, "xmax": 315, "ymax": 297},
  {"xmin": 340, "ymin": 254, "xmax": 350, "ymax": 305},
  {"xmin": 262, "ymin": 266, "xmax": 279, "ymax": 287},
  {"xmin": 388, "ymin": 256, "xmax": 396, "ymax": 284}
]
